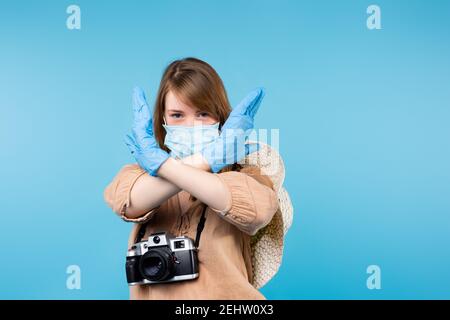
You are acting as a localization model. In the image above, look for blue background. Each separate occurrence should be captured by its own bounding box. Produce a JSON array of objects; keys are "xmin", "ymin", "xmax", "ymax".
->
[{"xmin": 1, "ymin": 0, "xmax": 449, "ymax": 299}]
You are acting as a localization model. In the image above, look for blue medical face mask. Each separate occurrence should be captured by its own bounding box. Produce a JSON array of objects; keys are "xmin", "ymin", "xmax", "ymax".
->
[{"xmin": 162, "ymin": 118, "xmax": 220, "ymax": 159}]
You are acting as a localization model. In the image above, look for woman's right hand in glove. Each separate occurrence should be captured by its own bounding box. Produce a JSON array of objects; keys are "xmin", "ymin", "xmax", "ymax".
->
[{"xmin": 124, "ymin": 87, "xmax": 170, "ymax": 177}]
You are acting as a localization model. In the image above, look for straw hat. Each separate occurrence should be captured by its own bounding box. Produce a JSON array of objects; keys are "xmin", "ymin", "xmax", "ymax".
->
[{"xmin": 241, "ymin": 142, "xmax": 294, "ymax": 289}]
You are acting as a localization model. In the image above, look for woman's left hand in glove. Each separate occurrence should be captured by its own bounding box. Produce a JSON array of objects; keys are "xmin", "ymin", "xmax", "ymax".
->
[{"xmin": 201, "ymin": 87, "xmax": 265, "ymax": 173}]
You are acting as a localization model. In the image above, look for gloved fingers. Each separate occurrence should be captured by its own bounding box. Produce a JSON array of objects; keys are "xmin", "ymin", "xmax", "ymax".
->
[
  {"xmin": 132, "ymin": 86, "xmax": 152, "ymax": 131},
  {"xmin": 131, "ymin": 123, "xmax": 157, "ymax": 150},
  {"xmin": 132, "ymin": 117, "xmax": 154, "ymax": 144},
  {"xmin": 132, "ymin": 86, "xmax": 148, "ymax": 112},
  {"xmin": 232, "ymin": 87, "xmax": 265, "ymax": 117},
  {"xmin": 222, "ymin": 115, "xmax": 254, "ymax": 132},
  {"xmin": 247, "ymin": 87, "xmax": 265, "ymax": 117}
]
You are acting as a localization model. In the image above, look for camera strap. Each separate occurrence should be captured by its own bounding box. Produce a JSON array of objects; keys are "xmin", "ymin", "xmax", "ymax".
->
[
  {"xmin": 135, "ymin": 204, "xmax": 208, "ymax": 248},
  {"xmin": 194, "ymin": 204, "xmax": 207, "ymax": 248}
]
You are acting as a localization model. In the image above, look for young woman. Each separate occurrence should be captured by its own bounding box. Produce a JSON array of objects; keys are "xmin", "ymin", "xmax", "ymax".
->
[{"xmin": 104, "ymin": 57, "xmax": 292, "ymax": 299}]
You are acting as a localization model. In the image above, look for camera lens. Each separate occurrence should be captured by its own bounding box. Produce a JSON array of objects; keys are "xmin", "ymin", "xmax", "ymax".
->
[
  {"xmin": 153, "ymin": 236, "xmax": 160, "ymax": 244},
  {"xmin": 141, "ymin": 257, "xmax": 163, "ymax": 277},
  {"xmin": 139, "ymin": 248, "xmax": 175, "ymax": 282}
]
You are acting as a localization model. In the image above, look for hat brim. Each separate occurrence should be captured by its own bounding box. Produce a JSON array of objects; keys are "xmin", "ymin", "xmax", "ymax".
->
[{"xmin": 242, "ymin": 142, "xmax": 294, "ymax": 289}]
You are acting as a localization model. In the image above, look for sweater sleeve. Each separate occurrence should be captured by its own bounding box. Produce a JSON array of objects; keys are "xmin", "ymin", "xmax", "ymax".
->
[
  {"xmin": 103, "ymin": 164, "xmax": 159, "ymax": 223},
  {"xmin": 211, "ymin": 166, "xmax": 279, "ymax": 236}
]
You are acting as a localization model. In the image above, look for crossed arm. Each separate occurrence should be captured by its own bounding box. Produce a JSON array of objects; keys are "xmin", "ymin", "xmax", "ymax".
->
[
  {"xmin": 125, "ymin": 153, "xmax": 231, "ymax": 219},
  {"xmin": 104, "ymin": 147, "xmax": 280, "ymax": 236},
  {"xmin": 105, "ymin": 87, "xmax": 276, "ymax": 234}
]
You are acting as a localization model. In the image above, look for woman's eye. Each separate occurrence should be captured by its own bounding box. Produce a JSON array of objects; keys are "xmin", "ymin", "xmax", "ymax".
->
[
  {"xmin": 170, "ymin": 113, "xmax": 182, "ymax": 119},
  {"xmin": 197, "ymin": 112, "xmax": 210, "ymax": 118}
]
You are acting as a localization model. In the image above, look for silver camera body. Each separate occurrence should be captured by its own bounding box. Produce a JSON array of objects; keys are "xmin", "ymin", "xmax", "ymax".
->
[{"xmin": 126, "ymin": 231, "xmax": 199, "ymax": 286}]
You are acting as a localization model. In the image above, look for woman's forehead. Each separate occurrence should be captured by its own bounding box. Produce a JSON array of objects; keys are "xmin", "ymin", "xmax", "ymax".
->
[{"xmin": 165, "ymin": 90, "xmax": 197, "ymax": 112}]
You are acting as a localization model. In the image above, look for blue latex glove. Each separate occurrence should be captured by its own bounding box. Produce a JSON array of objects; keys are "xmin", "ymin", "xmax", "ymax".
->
[
  {"xmin": 202, "ymin": 87, "xmax": 265, "ymax": 173},
  {"xmin": 124, "ymin": 87, "xmax": 169, "ymax": 177},
  {"xmin": 221, "ymin": 87, "xmax": 265, "ymax": 132}
]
